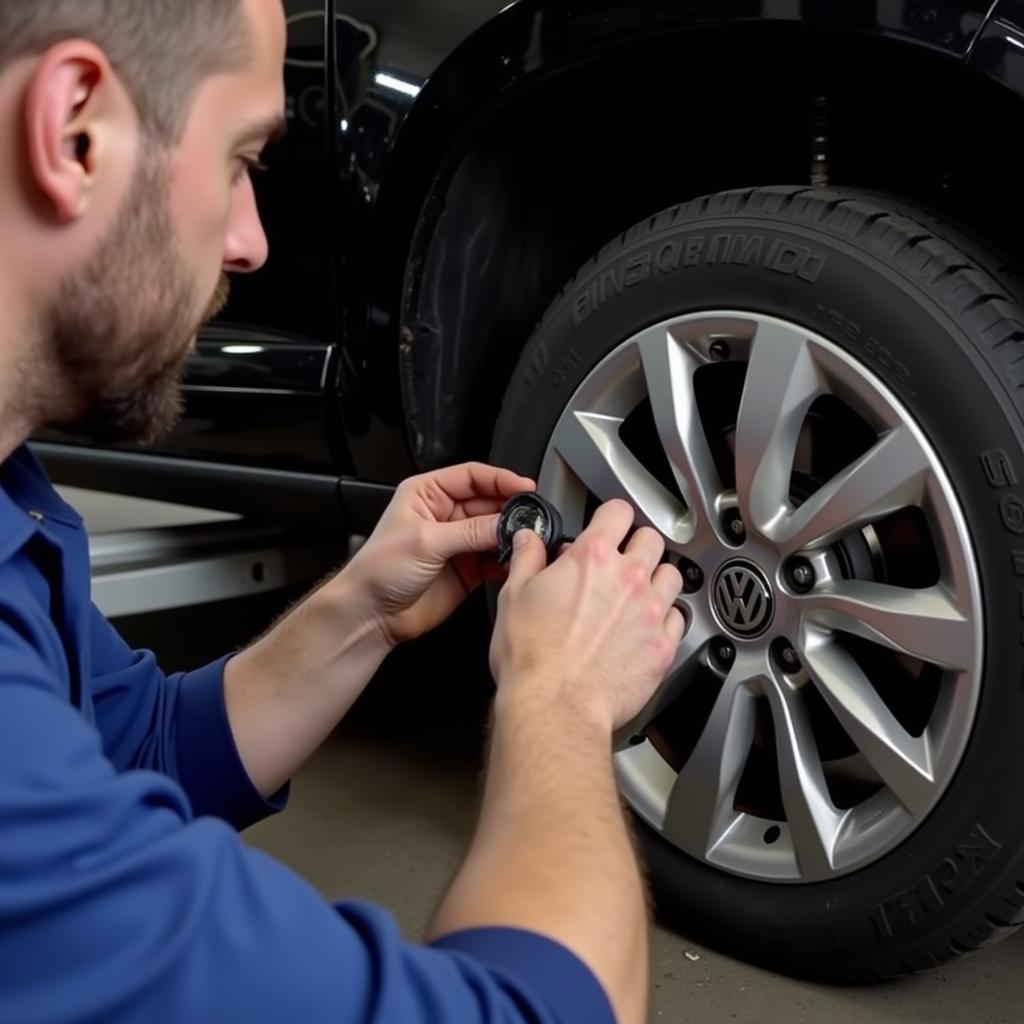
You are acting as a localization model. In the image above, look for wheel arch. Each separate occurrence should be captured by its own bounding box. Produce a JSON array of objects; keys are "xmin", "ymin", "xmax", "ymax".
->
[{"xmin": 375, "ymin": 3, "xmax": 1012, "ymax": 468}]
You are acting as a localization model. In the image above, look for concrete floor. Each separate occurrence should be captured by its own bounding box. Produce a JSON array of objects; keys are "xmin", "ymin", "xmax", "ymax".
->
[
  {"xmin": 241, "ymin": 724, "xmax": 1024, "ymax": 1024},
  {"xmin": 86, "ymin": 493, "xmax": 1024, "ymax": 1023}
]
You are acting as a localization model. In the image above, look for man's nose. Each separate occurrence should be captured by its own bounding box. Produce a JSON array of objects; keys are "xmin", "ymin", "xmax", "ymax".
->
[{"xmin": 223, "ymin": 178, "xmax": 269, "ymax": 274}]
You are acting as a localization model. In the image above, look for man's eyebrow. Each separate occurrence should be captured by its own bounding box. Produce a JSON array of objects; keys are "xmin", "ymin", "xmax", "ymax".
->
[{"xmin": 237, "ymin": 114, "xmax": 288, "ymax": 148}]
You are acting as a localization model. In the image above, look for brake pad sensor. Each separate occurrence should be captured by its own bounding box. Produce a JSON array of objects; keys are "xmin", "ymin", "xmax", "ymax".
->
[{"xmin": 497, "ymin": 493, "xmax": 570, "ymax": 566}]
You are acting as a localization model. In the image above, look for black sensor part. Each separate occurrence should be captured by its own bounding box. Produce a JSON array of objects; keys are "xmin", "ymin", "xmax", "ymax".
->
[{"xmin": 497, "ymin": 493, "xmax": 566, "ymax": 565}]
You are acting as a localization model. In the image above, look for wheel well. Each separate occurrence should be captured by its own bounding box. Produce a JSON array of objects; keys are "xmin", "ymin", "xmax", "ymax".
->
[{"xmin": 402, "ymin": 24, "xmax": 1024, "ymax": 468}]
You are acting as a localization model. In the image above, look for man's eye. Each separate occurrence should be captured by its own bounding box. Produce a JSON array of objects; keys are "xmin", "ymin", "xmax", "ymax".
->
[{"xmin": 234, "ymin": 157, "xmax": 269, "ymax": 184}]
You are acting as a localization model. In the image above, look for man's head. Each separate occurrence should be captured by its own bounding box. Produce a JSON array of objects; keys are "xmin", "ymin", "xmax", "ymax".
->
[{"xmin": 0, "ymin": 0, "xmax": 286, "ymax": 447}]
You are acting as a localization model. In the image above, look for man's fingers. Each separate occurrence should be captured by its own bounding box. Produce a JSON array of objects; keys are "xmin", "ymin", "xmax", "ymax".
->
[
  {"xmin": 582, "ymin": 500, "xmax": 635, "ymax": 548},
  {"xmin": 460, "ymin": 497, "xmax": 505, "ymax": 519},
  {"xmin": 429, "ymin": 514, "xmax": 501, "ymax": 561},
  {"xmin": 624, "ymin": 527, "xmax": 665, "ymax": 571},
  {"xmin": 652, "ymin": 563, "xmax": 684, "ymax": 607},
  {"xmin": 506, "ymin": 529, "xmax": 547, "ymax": 587},
  {"xmin": 664, "ymin": 606, "xmax": 686, "ymax": 648},
  {"xmin": 424, "ymin": 463, "xmax": 537, "ymax": 503}
]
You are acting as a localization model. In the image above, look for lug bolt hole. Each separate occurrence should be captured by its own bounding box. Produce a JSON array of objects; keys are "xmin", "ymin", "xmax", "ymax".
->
[
  {"xmin": 710, "ymin": 638, "xmax": 736, "ymax": 673},
  {"xmin": 709, "ymin": 339, "xmax": 731, "ymax": 362},
  {"xmin": 785, "ymin": 557, "xmax": 815, "ymax": 593},
  {"xmin": 772, "ymin": 638, "xmax": 802, "ymax": 674},
  {"xmin": 721, "ymin": 510, "xmax": 746, "ymax": 545},
  {"xmin": 681, "ymin": 561, "xmax": 704, "ymax": 592},
  {"xmin": 763, "ymin": 825, "xmax": 781, "ymax": 845}
]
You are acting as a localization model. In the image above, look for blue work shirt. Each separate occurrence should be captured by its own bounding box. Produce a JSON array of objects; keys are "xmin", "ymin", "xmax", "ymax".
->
[{"xmin": 0, "ymin": 447, "xmax": 615, "ymax": 1024}]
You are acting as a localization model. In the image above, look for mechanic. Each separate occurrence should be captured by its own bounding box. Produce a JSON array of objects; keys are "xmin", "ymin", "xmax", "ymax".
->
[{"xmin": 0, "ymin": 2, "xmax": 686, "ymax": 1023}]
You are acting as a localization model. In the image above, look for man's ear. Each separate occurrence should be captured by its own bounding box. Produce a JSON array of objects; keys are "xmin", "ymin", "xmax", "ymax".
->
[{"xmin": 24, "ymin": 41, "xmax": 125, "ymax": 224}]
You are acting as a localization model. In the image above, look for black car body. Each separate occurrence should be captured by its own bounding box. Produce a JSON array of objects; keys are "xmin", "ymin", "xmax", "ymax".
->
[{"xmin": 40, "ymin": 0, "xmax": 1024, "ymax": 522}]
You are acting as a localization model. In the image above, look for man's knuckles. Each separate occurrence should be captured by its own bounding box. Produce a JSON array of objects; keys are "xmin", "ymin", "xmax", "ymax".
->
[
  {"xmin": 643, "ymin": 600, "xmax": 665, "ymax": 626},
  {"xmin": 576, "ymin": 533, "xmax": 613, "ymax": 565},
  {"xmin": 621, "ymin": 563, "xmax": 649, "ymax": 596}
]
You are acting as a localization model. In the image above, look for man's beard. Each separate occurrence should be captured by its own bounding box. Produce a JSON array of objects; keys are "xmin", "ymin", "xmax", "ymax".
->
[{"xmin": 41, "ymin": 153, "xmax": 230, "ymax": 446}]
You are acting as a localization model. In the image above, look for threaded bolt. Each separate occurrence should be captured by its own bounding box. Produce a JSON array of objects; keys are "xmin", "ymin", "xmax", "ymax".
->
[
  {"xmin": 712, "ymin": 639, "xmax": 736, "ymax": 672},
  {"xmin": 786, "ymin": 558, "xmax": 815, "ymax": 593},
  {"xmin": 683, "ymin": 563, "xmax": 704, "ymax": 592},
  {"xmin": 722, "ymin": 510, "xmax": 746, "ymax": 544}
]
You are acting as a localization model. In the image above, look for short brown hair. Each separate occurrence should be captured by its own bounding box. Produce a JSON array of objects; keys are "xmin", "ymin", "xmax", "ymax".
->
[{"xmin": 0, "ymin": 0, "xmax": 248, "ymax": 141}]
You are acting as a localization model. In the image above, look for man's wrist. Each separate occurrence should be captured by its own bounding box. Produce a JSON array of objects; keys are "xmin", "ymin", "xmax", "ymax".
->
[
  {"xmin": 311, "ymin": 571, "xmax": 397, "ymax": 660},
  {"xmin": 493, "ymin": 671, "xmax": 615, "ymax": 740},
  {"xmin": 231, "ymin": 575, "xmax": 393, "ymax": 697}
]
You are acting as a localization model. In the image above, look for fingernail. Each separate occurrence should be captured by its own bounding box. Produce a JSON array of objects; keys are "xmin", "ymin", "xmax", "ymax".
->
[{"xmin": 513, "ymin": 529, "xmax": 530, "ymax": 550}]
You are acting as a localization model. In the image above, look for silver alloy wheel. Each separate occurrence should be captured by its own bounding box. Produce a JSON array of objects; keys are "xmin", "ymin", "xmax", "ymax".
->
[{"xmin": 537, "ymin": 312, "xmax": 983, "ymax": 883}]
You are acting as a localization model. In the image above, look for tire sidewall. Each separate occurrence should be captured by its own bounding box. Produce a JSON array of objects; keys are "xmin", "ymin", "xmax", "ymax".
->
[{"xmin": 491, "ymin": 208, "xmax": 1024, "ymax": 973}]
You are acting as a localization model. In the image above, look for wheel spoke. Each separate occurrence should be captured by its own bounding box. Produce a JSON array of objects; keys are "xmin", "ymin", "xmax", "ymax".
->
[
  {"xmin": 557, "ymin": 310, "xmax": 985, "ymax": 884},
  {"xmin": 764, "ymin": 677, "xmax": 844, "ymax": 879},
  {"xmin": 734, "ymin": 321, "xmax": 823, "ymax": 537},
  {"xmin": 773, "ymin": 426, "xmax": 930, "ymax": 553},
  {"xmin": 662, "ymin": 660, "xmax": 759, "ymax": 856},
  {"xmin": 803, "ymin": 634, "xmax": 935, "ymax": 814},
  {"xmin": 637, "ymin": 329, "xmax": 723, "ymax": 537},
  {"xmin": 550, "ymin": 408, "xmax": 689, "ymax": 542},
  {"xmin": 802, "ymin": 581, "xmax": 973, "ymax": 670}
]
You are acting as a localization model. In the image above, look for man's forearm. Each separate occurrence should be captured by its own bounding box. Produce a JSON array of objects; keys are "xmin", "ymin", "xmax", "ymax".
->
[
  {"xmin": 223, "ymin": 575, "xmax": 392, "ymax": 797},
  {"xmin": 428, "ymin": 686, "xmax": 650, "ymax": 1024}
]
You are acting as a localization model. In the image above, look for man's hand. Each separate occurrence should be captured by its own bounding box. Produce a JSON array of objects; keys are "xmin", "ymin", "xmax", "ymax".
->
[
  {"xmin": 433, "ymin": 499, "xmax": 685, "ymax": 1024},
  {"xmin": 224, "ymin": 462, "xmax": 534, "ymax": 798},
  {"xmin": 344, "ymin": 462, "xmax": 536, "ymax": 648},
  {"xmin": 490, "ymin": 499, "xmax": 685, "ymax": 731}
]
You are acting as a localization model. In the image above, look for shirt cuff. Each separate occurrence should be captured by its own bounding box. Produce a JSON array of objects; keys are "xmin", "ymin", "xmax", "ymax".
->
[
  {"xmin": 430, "ymin": 928, "xmax": 616, "ymax": 1024},
  {"xmin": 174, "ymin": 655, "xmax": 289, "ymax": 831}
]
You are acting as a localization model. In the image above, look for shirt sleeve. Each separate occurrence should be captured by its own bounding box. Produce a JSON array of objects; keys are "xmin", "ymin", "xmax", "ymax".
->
[
  {"xmin": 87, "ymin": 603, "xmax": 286, "ymax": 830},
  {"xmin": 0, "ymin": 615, "xmax": 616, "ymax": 1024}
]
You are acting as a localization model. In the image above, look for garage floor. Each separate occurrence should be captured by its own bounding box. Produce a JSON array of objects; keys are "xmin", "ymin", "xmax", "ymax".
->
[
  {"xmin": 244, "ymin": 729, "xmax": 1024, "ymax": 1024},
  {"xmin": 83, "ymin": 494, "xmax": 1024, "ymax": 1024}
]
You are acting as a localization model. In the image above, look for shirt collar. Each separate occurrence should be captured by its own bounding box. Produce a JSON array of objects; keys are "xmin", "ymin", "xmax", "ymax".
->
[{"xmin": 0, "ymin": 446, "xmax": 84, "ymax": 529}]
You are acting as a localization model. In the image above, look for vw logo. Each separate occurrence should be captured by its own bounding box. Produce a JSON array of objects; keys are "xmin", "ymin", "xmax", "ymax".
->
[{"xmin": 713, "ymin": 561, "xmax": 775, "ymax": 638}]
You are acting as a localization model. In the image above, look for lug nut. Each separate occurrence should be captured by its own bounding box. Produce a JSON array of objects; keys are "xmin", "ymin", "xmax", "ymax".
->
[
  {"xmin": 711, "ymin": 639, "xmax": 736, "ymax": 673},
  {"xmin": 682, "ymin": 562, "xmax": 704, "ymax": 592},
  {"xmin": 709, "ymin": 339, "xmax": 731, "ymax": 362},
  {"xmin": 786, "ymin": 558, "xmax": 816, "ymax": 593},
  {"xmin": 722, "ymin": 509, "xmax": 746, "ymax": 544},
  {"xmin": 773, "ymin": 639, "xmax": 802, "ymax": 673}
]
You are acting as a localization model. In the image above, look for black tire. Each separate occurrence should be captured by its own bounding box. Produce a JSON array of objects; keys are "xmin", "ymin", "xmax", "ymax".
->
[{"xmin": 490, "ymin": 186, "xmax": 1024, "ymax": 981}]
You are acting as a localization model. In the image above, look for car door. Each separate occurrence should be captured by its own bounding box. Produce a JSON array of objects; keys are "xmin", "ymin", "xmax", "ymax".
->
[{"xmin": 37, "ymin": 0, "xmax": 350, "ymax": 518}]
